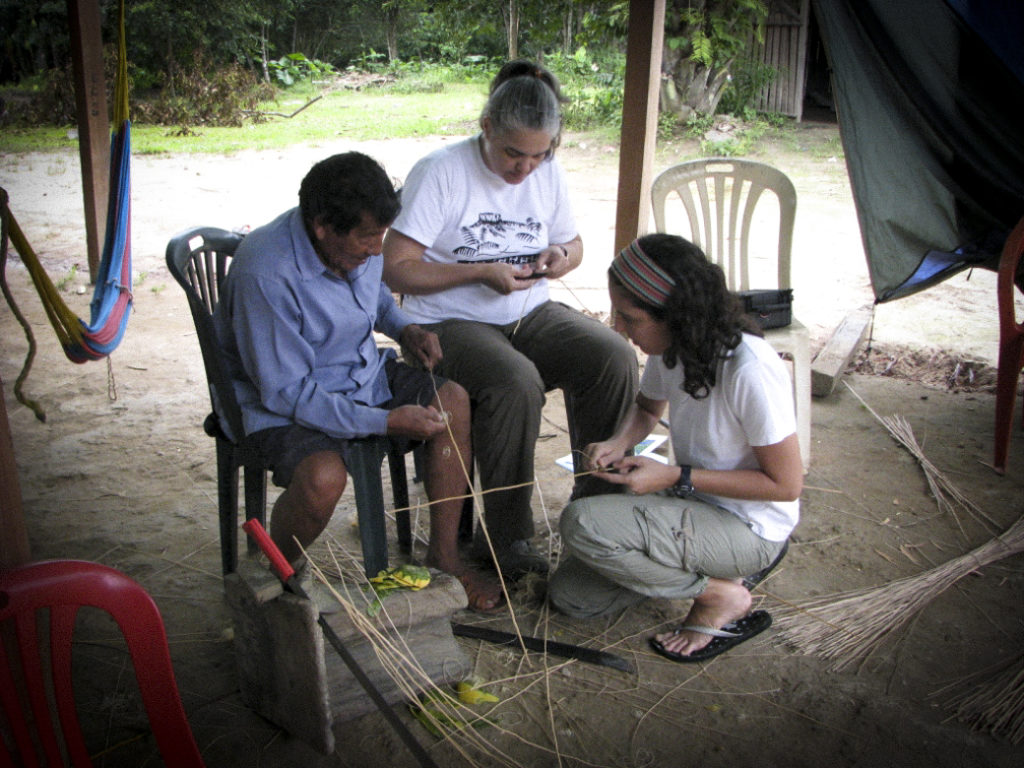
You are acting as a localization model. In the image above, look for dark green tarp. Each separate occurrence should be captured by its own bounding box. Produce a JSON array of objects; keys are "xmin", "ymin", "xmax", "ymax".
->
[{"xmin": 814, "ymin": 0, "xmax": 1024, "ymax": 302}]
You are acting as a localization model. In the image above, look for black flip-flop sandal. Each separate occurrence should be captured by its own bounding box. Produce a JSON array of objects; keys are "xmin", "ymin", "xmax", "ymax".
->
[{"xmin": 649, "ymin": 610, "xmax": 773, "ymax": 663}]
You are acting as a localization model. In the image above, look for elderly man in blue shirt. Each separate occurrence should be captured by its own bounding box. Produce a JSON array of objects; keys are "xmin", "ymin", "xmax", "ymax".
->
[{"xmin": 215, "ymin": 152, "xmax": 501, "ymax": 612}]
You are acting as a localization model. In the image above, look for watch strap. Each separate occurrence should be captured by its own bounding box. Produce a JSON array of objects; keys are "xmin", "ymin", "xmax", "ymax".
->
[{"xmin": 672, "ymin": 464, "xmax": 694, "ymax": 498}]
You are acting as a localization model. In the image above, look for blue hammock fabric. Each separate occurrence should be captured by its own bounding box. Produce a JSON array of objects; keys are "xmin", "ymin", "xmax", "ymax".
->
[
  {"xmin": 66, "ymin": 119, "xmax": 133, "ymax": 363},
  {"xmin": 877, "ymin": 244, "xmax": 993, "ymax": 303},
  {"xmin": 0, "ymin": 0, "xmax": 132, "ymax": 425}
]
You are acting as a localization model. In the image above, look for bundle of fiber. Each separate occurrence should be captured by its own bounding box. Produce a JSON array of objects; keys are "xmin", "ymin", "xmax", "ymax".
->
[
  {"xmin": 933, "ymin": 653, "xmax": 1024, "ymax": 745},
  {"xmin": 772, "ymin": 514, "xmax": 1024, "ymax": 672}
]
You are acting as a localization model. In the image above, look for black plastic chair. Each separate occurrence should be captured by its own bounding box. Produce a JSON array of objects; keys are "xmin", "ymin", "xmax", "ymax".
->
[{"xmin": 165, "ymin": 227, "xmax": 412, "ymax": 578}]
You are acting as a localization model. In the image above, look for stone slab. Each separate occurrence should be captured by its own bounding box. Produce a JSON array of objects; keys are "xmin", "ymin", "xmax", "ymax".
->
[{"xmin": 224, "ymin": 557, "xmax": 470, "ymax": 753}]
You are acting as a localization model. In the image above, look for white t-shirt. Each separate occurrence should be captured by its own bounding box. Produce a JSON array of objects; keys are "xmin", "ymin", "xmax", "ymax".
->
[
  {"xmin": 390, "ymin": 135, "xmax": 578, "ymax": 325},
  {"xmin": 641, "ymin": 334, "xmax": 799, "ymax": 541}
]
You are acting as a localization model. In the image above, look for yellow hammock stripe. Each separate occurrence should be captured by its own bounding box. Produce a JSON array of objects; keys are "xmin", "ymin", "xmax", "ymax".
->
[{"xmin": 4, "ymin": 208, "xmax": 85, "ymax": 351}]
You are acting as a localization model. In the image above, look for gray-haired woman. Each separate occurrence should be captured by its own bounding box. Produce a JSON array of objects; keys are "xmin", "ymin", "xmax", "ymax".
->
[{"xmin": 383, "ymin": 60, "xmax": 638, "ymax": 603}]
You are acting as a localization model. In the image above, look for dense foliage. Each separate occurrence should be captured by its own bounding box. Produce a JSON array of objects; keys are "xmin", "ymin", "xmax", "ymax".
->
[
  {"xmin": 0, "ymin": 0, "xmax": 772, "ymax": 133},
  {"xmin": 661, "ymin": 0, "xmax": 769, "ymax": 120}
]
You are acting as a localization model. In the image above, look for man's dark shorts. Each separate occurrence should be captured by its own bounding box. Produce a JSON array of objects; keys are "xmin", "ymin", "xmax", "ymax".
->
[{"xmin": 244, "ymin": 358, "xmax": 446, "ymax": 488}]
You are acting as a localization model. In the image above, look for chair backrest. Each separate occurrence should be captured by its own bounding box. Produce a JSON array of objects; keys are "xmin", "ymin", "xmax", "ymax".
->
[
  {"xmin": 0, "ymin": 560, "xmax": 205, "ymax": 767},
  {"xmin": 165, "ymin": 227, "xmax": 245, "ymax": 443},
  {"xmin": 651, "ymin": 158, "xmax": 797, "ymax": 292}
]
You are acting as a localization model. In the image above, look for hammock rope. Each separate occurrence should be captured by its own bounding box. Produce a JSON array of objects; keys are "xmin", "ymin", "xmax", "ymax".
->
[{"xmin": 0, "ymin": 0, "xmax": 132, "ymax": 417}]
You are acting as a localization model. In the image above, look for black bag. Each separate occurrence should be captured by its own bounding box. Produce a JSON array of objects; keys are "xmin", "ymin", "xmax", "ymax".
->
[{"xmin": 737, "ymin": 288, "xmax": 793, "ymax": 329}]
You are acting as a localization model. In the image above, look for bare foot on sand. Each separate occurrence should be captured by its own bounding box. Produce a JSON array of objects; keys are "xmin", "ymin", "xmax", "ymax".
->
[
  {"xmin": 653, "ymin": 578, "xmax": 752, "ymax": 657},
  {"xmin": 427, "ymin": 556, "xmax": 503, "ymax": 612}
]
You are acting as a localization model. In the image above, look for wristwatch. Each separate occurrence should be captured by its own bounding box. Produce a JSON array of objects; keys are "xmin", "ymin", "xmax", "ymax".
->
[{"xmin": 671, "ymin": 464, "xmax": 694, "ymax": 498}]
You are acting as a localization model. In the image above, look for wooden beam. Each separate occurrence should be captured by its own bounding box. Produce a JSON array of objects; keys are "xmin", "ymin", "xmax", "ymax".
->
[
  {"xmin": 811, "ymin": 307, "xmax": 873, "ymax": 398},
  {"xmin": 614, "ymin": 0, "xmax": 666, "ymax": 253},
  {"xmin": 66, "ymin": 0, "xmax": 110, "ymax": 284},
  {"xmin": 0, "ymin": 378, "xmax": 30, "ymax": 569},
  {"xmin": 794, "ymin": 0, "xmax": 810, "ymax": 122}
]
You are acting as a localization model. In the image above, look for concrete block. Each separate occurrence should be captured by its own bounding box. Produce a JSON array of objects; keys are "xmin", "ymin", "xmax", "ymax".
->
[{"xmin": 225, "ymin": 557, "xmax": 470, "ymax": 753}]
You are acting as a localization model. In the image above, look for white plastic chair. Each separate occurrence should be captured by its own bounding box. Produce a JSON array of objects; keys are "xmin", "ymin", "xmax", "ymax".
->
[{"xmin": 651, "ymin": 158, "xmax": 811, "ymax": 471}]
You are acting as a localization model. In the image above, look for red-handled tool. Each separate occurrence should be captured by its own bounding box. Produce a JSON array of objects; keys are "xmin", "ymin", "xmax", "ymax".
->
[
  {"xmin": 242, "ymin": 517, "xmax": 297, "ymax": 582},
  {"xmin": 241, "ymin": 520, "xmax": 438, "ymax": 768}
]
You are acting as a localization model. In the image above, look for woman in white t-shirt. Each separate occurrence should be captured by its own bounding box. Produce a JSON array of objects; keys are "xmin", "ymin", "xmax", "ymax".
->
[
  {"xmin": 383, "ymin": 61, "xmax": 638, "ymax": 587},
  {"xmin": 548, "ymin": 234, "xmax": 803, "ymax": 664}
]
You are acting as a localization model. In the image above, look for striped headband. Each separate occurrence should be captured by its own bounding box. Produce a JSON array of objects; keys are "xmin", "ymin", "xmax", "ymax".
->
[{"xmin": 610, "ymin": 239, "xmax": 675, "ymax": 307}]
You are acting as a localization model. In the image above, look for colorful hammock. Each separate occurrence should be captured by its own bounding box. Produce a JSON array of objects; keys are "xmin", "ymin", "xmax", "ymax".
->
[{"xmin": 0, "ymin": 1, "xmax": 131, "ymax": 414}]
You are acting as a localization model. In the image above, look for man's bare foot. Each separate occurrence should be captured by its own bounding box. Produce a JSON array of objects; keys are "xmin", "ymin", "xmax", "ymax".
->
[
  {"xmin": 453, "ymin": 568, "xmax": 504, "ymax": 613},
  {"xmin": 653, "ymin": 578, "xmax": 752, "ymax": 657},
  {"xmin": 427, "ymin": 555, "xmax": 503, "ymax": 612}
]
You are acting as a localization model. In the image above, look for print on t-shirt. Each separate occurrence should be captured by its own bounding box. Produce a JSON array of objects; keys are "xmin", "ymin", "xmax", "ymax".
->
[{"xmin": 454, "ymin": 212, "xmax": 544, "ymax": 263}]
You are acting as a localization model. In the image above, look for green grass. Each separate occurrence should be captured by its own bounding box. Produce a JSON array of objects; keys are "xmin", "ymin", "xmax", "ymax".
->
[
  {"xmin": 810, "ymin": 134, "xmax": 844, "ymax": 160},
  {"xmin": 0, "ymin": 76, "xmax": 821, "ymax": 163},
  {"xmin": 0, "ymin": 81, "xmax": 488, "ymax": 155}
]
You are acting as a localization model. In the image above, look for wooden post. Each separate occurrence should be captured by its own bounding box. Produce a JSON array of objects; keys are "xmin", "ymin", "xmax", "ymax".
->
[
  {"xmin": 0, "ymin": 379, "xmax": 30, "ymax": 569},
  {"xmin": 613, "ymin": 0, "xmax": 666, "ymax": 253},
  {"xmin": 66, "ymin": 0, "xmax": 110, "ymax": 284}
]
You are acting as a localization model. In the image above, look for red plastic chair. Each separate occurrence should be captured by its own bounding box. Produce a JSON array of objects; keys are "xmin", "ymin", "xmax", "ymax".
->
[
  {"xmin": 994, "ymin": 216, "xmax": 1024, "ymax": 475},
  {"xmin": 0, "ymin": 560, "xmax": 205, "ymax": 767}
]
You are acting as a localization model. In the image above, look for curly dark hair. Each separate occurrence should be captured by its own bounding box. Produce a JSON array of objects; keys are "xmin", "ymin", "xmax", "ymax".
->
[{"xmin": 610, "ymin": 233, "xmax": 759, "ymax": 399}]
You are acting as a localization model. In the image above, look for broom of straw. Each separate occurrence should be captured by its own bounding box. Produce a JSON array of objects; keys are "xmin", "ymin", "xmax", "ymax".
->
[
  {"xmin": 845, "ymin": 384, "xmax": 1001, "ymax": 535},
  {"xmin": 932, "ymin": 653, "xmax": 1024, "ymax": 745},
  {"xmin": 878, "ymin": 412, "xmax": 1002, "ymax": 535},
  {"xmin": 772, "ymin": 512, "xmax": 1024, "ymax": 671},
  {"xmin": 773, "ymin": 386, "xmax": 1020, "ymax": 671}
]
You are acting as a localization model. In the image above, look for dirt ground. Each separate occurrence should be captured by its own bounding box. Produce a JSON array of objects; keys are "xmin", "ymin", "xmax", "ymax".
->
[{"xmin": 2, "ymin": 119, "xmax": 1024, "ymax": 768}]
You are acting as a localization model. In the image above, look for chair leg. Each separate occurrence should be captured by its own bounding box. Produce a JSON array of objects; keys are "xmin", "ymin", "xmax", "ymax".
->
[
  {"xmin": 993, "ymin": 340, "xmax": 1024, "ymax": 475},
  {"xmin": 791, "ymin": 341, "xmax": 812, "ymax": 473},
  {"xmin": 215, "ymin": 439, "xmax": 240, "ymax": 575},
  {"xmin": 347, "ymin": 438, "xmax": 391, "ymax": 578},
  {"xmin": 388, "ymin": 443, "xmax": 412, "ymax": 554},
  {"xmin": 243, "ymin": 463, "xmax": 267, "ymax": 558}
]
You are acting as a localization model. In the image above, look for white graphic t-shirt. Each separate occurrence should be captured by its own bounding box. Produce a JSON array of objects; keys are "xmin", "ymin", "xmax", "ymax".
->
[{"xmin": 390, "ymin": 135, "xmax": 578, "ymax": 325}]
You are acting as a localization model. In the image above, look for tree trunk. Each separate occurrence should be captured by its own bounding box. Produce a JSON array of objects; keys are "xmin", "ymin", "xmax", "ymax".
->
[
  {"xmin": 562, "ymin": 5, "xmax": 573, "ymax": 54},
  {"xmin": 385, "ymin": 5, "xmax": 400, "ymax": 62},
  {"xmin": 165, "ymin": 34, "xmax": 175, "ymax": 98},
  {"xmin": 661, "ymin": 46, "xmax": 732, "ymax": 121},
  {"xmin": 260, "ymin": 24, "xmax": 270, "ymax": 83},
  {"xmin": 507, "ymin": 0, "xmax": 519, "ymax": 60}
]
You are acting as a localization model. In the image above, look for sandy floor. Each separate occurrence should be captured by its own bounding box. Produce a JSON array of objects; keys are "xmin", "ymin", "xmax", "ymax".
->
[{"xmin": 2, "ymin": 122, "xmax": 1023, "ymax": 767}]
